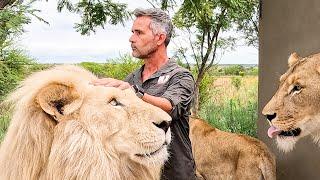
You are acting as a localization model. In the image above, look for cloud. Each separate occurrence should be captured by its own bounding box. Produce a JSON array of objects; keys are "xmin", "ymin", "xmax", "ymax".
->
[{"xmin": 19, "ymin": 0, "xmax": 257, "ymax": 64}]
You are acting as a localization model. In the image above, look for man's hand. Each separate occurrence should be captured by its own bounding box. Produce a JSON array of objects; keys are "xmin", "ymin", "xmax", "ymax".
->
[{"xmin": 91, "ymin": 78, "xmax": 131, "ymax": 90}]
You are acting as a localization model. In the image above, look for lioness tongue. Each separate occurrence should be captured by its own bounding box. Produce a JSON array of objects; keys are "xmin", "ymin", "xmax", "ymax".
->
[{"xmin": 267, "ymin": 126, "xmax": 282, "ymax": 138}]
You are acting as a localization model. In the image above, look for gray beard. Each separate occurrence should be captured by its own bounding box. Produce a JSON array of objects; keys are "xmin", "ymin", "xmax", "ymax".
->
[{"xmin": 134, "ymin": 45, "xmax": 158, "ymax": 59}]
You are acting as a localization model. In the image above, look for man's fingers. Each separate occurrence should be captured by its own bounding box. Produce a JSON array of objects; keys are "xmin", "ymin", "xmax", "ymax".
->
[
  {"xmin": 104, "ymin": 81, "xmax": 121, "ymax": 87},
  {"xmin": 90, "ymin": 78, "xmax": 130, "ymax": 90},
  {"xmin": 91, "ymin": 78, "xmax": 115, "ymax": 86},
  {"xmin": 118, "ymin": 83, "xmax": 131, "ymax": 90}
]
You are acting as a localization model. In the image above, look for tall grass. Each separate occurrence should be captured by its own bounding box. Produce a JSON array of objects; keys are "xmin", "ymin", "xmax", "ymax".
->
[
  {"xmin": 199, "ymin": 76, "xmax": 258, "ymax": 137},
  {"xmin": 0, "ymin": 109, "xmax": 10, "ymax": 141}
]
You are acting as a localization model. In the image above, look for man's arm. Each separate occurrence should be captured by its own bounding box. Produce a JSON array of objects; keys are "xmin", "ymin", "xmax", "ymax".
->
[
  {"xmin": 160, "ymin": 72, "xmax": 195, "ymax": 118},
  {"xmin": 141, "ymin": 93, "xmax": 173, "ymax": 113}
]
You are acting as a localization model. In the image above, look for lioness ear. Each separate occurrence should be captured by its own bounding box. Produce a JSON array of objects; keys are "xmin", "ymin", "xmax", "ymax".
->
[
  {"xmin": 36, "ymin": 83, "xmax": 83, "ymax": 121},
  {"xmin": 288, "ymin": 52, "xmax": 301, "ymax": 67}
]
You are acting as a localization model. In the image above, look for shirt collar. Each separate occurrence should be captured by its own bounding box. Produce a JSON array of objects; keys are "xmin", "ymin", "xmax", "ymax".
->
[{"xmin": 133, "ymin": 59, "xmax": 177, "ymax": 83}]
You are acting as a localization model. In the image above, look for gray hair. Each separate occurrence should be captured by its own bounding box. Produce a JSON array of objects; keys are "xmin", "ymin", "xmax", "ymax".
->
[{"xmin": 133, "ymin": 8, "xmax": 173, "ymax": 46}]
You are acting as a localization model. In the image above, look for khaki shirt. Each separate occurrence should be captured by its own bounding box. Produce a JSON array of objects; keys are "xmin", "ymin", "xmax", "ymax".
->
[{"xmin": 125, "ymin": 59, "xmax": 196, "ymax": 180}]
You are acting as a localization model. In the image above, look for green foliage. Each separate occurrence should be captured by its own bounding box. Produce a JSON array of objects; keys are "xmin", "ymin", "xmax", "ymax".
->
[
  {"xmin": 199, "ymin": 98, "xmax": 257, "ymax": 137},
  {"xmin": 79, "ymin": 62, "xmax": 107, "ymax": 77},
  {"xmin": 0, "ymin": 49, "xmax": 36, "ymax": 101},
  {"xmin": 199, "ymin": 76, "xmax": 258, "ymax": 137},
  {"xmin": 235, "ymin": 0, "xmax": 259, "ymax": 47},
  {"xmin": 231, "ymin": 76, "xmax": 241, "ymax": 90},
  {"xmin": 171, "ymin": 0, "xmax": 258, "ymax": 112},
  {"xmin": 57, "ymin": 0, "xmax": 131, "ymax": 35},
  {"xmin": 0, "ymin": 108, "xmax": 10, "ymax": 142},
  {"xmin": 0, "ymin": 1, "xmax": 47, "ymax": 54},
  {"xmin": 224, "ymin": 65, "xmax": 245, "ymax": 75},
  {"xmin": 246, "ymin": 66, "xmax": 258, "ymax": 76},
  {"xmin": 198, "ymin": 73, "xmax": 215, "ymax": 108},
  {"xmin": 80, "ymin": 55, "xmax": 142, "ymax": 79},
  {"xmin": 104, "ymin": 55, "xmax": 142, "ymax": 80}
]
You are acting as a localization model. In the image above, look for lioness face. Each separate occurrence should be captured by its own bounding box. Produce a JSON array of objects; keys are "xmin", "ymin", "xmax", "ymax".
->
[
  {"xmin": 82, "ymin": 86, "xmax": 172, "ymax": 165},
  {"xmin": 262, "ymin": 52, "xmax": 320, "ymax": 152}
]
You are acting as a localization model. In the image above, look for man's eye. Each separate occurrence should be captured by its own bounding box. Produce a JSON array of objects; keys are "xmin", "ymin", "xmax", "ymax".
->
[{"xmin": 109, "ymin": 98, "xmax": 123, "ymax": 106}]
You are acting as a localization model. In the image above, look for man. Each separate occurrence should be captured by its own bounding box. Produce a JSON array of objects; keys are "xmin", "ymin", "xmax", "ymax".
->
[{"xmin": 92, "ymin": 8, "xmax": 196, "ymax": 180}]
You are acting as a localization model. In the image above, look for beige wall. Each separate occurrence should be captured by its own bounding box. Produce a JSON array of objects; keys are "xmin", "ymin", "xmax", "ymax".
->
[{"xmin": 259, "ymin": 0, "xmax": 320, "ymax": 179}]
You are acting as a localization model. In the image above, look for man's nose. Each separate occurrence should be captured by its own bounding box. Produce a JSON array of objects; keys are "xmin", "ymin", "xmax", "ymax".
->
[{"xmin": 129, "ymin": 34, "xmax": 135, "ymax": 43}]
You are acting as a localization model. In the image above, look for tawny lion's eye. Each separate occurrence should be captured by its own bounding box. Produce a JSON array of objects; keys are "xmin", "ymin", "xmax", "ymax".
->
[
  {"xmin": 109, "ymin": 98, "xmax": 123, "ymax": 106},
  {"xmin": 290, "ymin": 84, "xmax": 302, "ymax": 94}
]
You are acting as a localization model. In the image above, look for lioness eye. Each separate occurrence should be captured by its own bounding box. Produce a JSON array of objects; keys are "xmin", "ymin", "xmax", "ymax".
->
[
  {"xmin": 291, "ymin": 84, "xmax": 302, "ymax": 93},
  {"xmin": 109, "ymin": 98, "xmax": 123, "ymax": 106}
]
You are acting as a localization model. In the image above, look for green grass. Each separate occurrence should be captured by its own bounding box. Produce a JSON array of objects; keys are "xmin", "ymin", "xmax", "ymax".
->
[
  {"xmin": 0, "ymin": 109, "xmax": 10, "ymax": 141},
  {"xmin": 199, "ymin": 76, "xmax": 258, "ymax": 137},
  {"xmin": 199, "ymin": 98, "xmax": 257, "ymax": 137}
]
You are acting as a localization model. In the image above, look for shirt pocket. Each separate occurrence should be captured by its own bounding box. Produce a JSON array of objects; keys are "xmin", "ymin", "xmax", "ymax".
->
[{"xmin": 147, "ymin": 83, "xmax": 168, "ymax": 96}]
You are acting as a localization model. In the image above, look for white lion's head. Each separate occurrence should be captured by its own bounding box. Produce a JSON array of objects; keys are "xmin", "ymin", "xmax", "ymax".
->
[{"xmin": 0, "ymin": 65, "xmax": 171, "ymax": 180}]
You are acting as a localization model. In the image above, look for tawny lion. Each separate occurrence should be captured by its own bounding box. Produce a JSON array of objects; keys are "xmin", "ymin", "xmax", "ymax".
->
[
  {"xmin": 263, "ymin": 52, "xmax": 320, "ymax": 152},
  {"xmin": 190, "ymin": 117, "xmax": 276, "ymax": 180},
  {"xmin": 0, "ymin": 65, "xmax": 171, "ymax": 180}
]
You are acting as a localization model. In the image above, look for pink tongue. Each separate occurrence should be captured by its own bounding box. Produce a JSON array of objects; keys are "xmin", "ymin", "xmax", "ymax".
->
[{"xmin": 267, "ymin": 126, "xmax": 282, "ymax": 138}]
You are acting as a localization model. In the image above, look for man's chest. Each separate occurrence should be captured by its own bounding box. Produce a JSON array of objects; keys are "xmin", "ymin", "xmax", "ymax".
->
[{"xmin": 133, "ymin": 74, "xmax": 172, "ymax": 97}]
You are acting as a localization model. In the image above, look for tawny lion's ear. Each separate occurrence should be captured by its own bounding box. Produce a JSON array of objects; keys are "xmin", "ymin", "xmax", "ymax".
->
[
  {"xmin": 288, "ymin": 52, "xmax": 301, "ymax": 67},
  {"xmin": 36, "ymin": 83, "xmax": 83, "ymax": 120}
]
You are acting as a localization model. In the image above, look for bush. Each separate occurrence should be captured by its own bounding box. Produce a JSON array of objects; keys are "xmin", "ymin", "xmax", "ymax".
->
[
  {"xmin": 0, "ymin": 108, "xmax": 10, "ymax": 141},
  {"xmin": 79, "ymin": 55, "xmax": 142, "ymax": 79},
  {"xmin": 231, "ymin": 76, "xmax": 242, "ymax": 90},
  {"xmin": 199, "ymin": 98, "xmax": 257, "ymax": 137},
  {"xmin": 224, "ymin": 65, "xmax": 245, "ymax": 76},
  {"xmin": 199, "ymin": 76, "xmax": 258, "ymax": 137},
  {"xmin": 104, "ymin": 55, "xmax": 142, "ymax": 80},
  {"xmin": 0, "ymin": 49, "xmax": 36, "ymax": 101},
  {"xmin": 198, "ymin": 74, "xmax": 216, "ymax": 109},
  {"xmin": 79, "ymin": 62, "xmax": 107, "ymax": 77},
  {"xmin": 246, "ymin": 67, "xmax": 258, "ymax": 76}
]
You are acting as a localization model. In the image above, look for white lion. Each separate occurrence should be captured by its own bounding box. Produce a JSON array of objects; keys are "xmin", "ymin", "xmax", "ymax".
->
[{"xmin": 0, "ymin": 65, "xmax": 171, "ymax": 180}]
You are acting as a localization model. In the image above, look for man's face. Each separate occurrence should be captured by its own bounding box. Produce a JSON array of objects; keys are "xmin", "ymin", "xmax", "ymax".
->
[{"xmin": 129, "ymin": 16, "xmax": 159, "ymax": 59}]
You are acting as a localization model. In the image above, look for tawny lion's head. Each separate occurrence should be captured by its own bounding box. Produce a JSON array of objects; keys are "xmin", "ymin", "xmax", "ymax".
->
[
  {"xmin": 0, "ymin": 65, "xmax": 171, "ymax": 180},
  {"xmin": 262, "ymin": 52, "xmax": 320, "ymax": 152}
]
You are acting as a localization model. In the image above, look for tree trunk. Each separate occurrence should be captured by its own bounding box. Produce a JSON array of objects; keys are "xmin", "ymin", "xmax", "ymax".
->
[
  {"xmin": 0, "ymin": 0, "xmax": 15, "ymax": 9},
  {"xmin": 192, "ymin": 72, "xmax": 205, "ymax": 116}
]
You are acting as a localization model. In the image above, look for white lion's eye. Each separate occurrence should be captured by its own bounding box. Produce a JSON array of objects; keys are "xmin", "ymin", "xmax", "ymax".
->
[{"xmin": 109, "ymin": 98, "xmax": 123, "ymax": 106}]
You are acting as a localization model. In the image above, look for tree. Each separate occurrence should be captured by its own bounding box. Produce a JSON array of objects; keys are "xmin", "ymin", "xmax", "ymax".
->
[
  {"xmin": 172, "ymin": 0, "xmax": 258, "ymax": 114},
  {"xmin": 57, "ymin": 0, "xmax": 131, "ymax": 35},
  {"xmin": 1, "ymin": 0, "xmax": 131, "ymax": 36},
  {"xmin": 0, "ymin": 0, "xmax": 47, "ymax": 58},
  {"xmin": 0, "ymin": 1, "xmax": 43, "ymax": 100},
  {"xmin": 0, "ymin": 0, "xmax": 15, "ymax": 9}
]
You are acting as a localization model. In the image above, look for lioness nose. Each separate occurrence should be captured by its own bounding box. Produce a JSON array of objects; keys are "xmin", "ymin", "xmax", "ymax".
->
[
  {"xmin": 265, "ymin": 113, "xmax": 277, "ymax": 122},
  {"xmin": 153, "ymin": 121, "xmax": 171, "ymax": 133}
]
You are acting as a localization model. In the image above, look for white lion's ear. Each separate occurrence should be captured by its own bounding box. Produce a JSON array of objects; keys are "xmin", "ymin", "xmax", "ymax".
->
[
  {"xmin": 288, "ymin": 52, "xmax": 301, "ymax": 67},
  {"xmin": 36, "ymin": 83, "xmax": 83, "ymax": 120}
]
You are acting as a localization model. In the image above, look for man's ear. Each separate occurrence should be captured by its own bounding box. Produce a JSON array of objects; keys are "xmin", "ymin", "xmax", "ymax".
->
[
  {"xmin": 156, "ymin": 33, "xmax": 167, "ymax": 46},
  {"xmin": 36, "ymin": 83, "xmax": 83, "ymax": 121}
]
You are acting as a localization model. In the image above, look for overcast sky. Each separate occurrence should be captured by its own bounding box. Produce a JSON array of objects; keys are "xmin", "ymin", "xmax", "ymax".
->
[{"xmin": 19, "ymin": 0, "xmax": 258, "ymax": 64}]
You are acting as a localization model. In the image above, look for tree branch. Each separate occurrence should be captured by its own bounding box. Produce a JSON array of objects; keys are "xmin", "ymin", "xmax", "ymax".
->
[
  {"xmin": 187, "ymin": 27, "xmax": 200, "ymax": 70},
  {"xmin": 145, "ymin": 0, "xmax": 157, "ymax": 8},
  {"xmin": 0, "ymin": 0, "xmax": 15, "ymax": 9}
]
